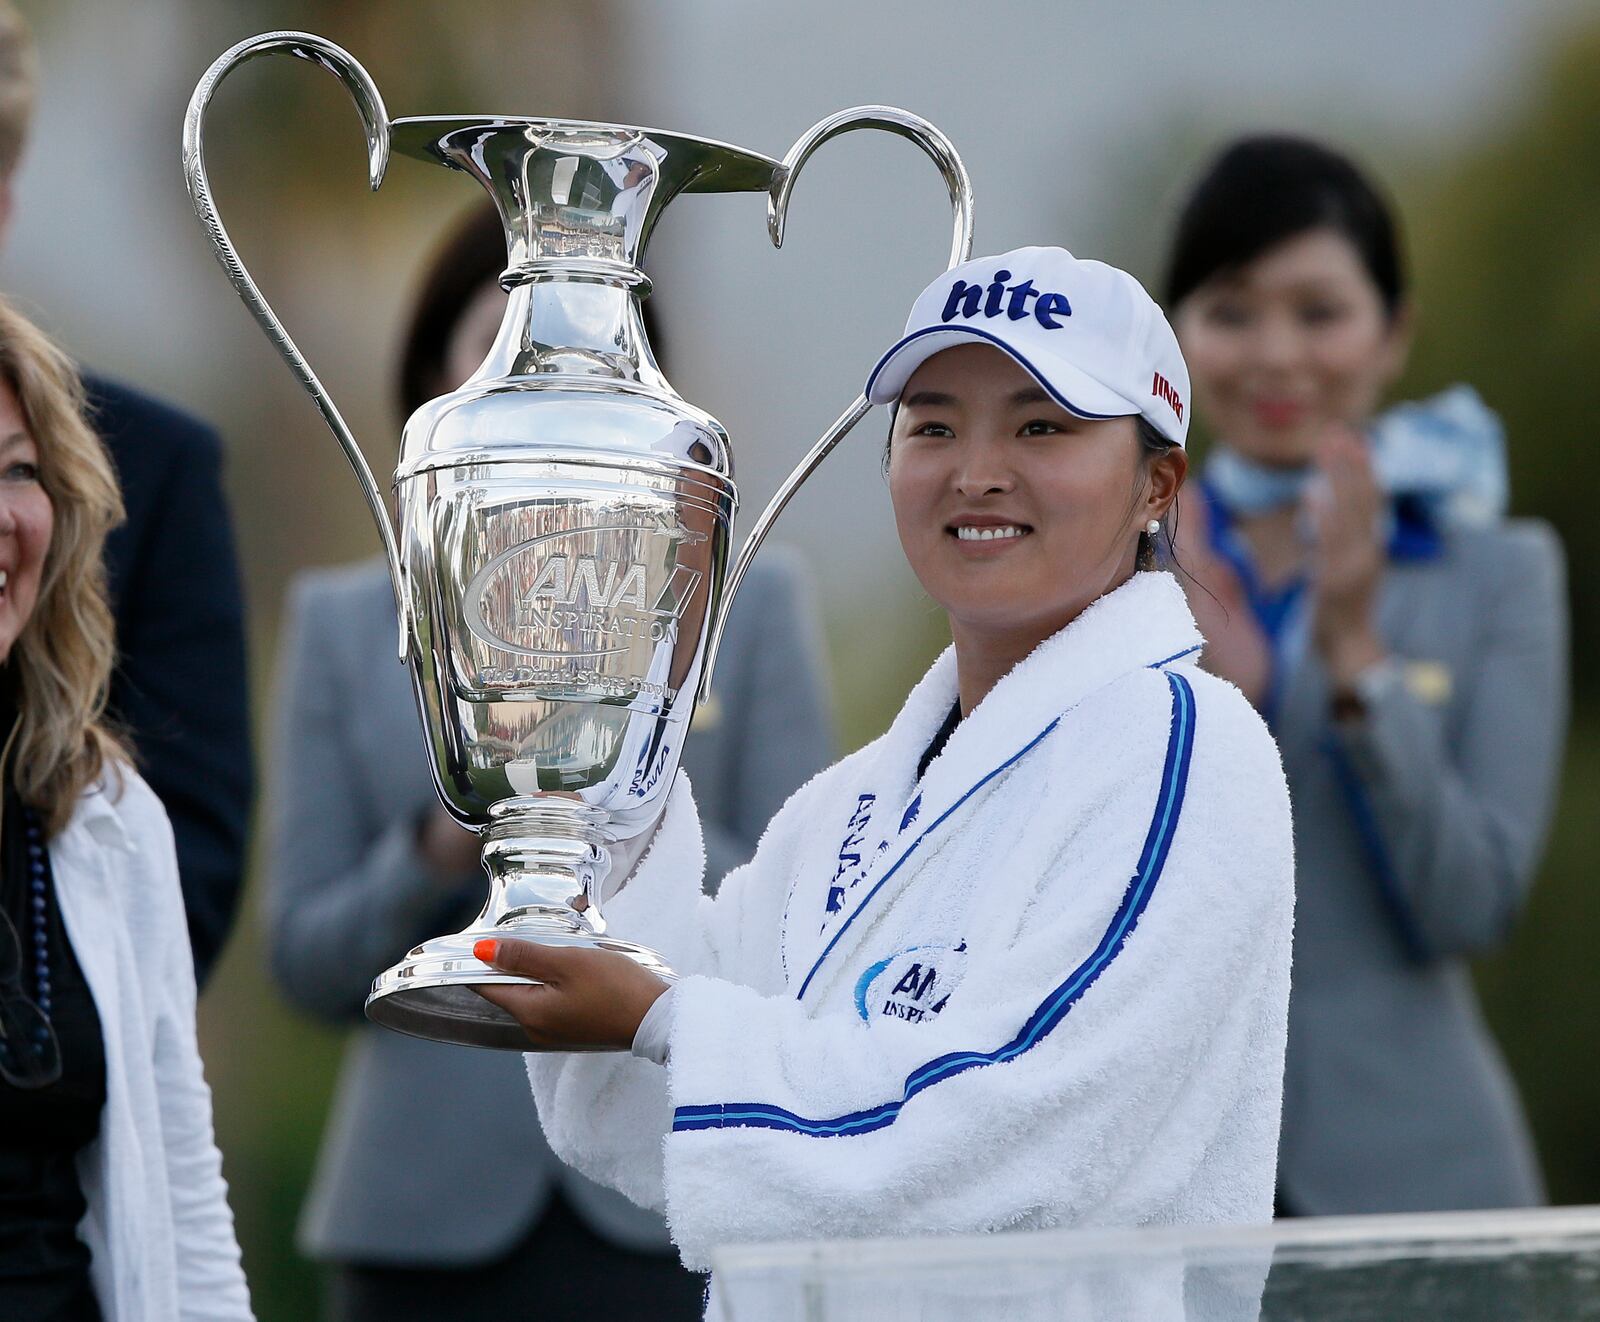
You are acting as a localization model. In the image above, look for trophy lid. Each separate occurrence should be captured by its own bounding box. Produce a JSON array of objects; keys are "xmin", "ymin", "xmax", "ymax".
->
[{"xmin": 391, "ymin": 117, "xmax": 781, "ymax": 276}]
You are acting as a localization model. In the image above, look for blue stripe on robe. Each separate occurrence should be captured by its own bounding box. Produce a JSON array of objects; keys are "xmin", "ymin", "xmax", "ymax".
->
[{"xmin": 672, "ymin": 669, "xmax": 1198, "ymax": 1139}]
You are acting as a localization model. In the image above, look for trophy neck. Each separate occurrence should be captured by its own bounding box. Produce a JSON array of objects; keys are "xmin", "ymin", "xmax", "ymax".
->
[
  {"xmin": 388, "ymin": 118, "xmax": 766, "ymax": 390},
  {"xmin": 476, "ymin": 276, "xmax": 667, "ymax": 387},
  {"xmin": 391, "ymin": 116, "xmax": 780, "ymax": 273}
]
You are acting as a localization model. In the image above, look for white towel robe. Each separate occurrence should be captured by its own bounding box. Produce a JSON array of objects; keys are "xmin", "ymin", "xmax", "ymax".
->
[{"xmin": 527, "ymin": 571, "xmax": 1295, "ymax": 1274}]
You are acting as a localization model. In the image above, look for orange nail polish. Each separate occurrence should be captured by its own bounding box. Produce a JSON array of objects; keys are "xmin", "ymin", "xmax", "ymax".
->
[{"xmin": 474, "ymin": 938, "xmax": 498, "ymax": 964}]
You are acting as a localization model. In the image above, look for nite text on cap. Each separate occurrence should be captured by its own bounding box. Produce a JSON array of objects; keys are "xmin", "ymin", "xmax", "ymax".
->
[{"xmin": 942, "ymin": 269, "xmax": 1073, "ymax": 330}]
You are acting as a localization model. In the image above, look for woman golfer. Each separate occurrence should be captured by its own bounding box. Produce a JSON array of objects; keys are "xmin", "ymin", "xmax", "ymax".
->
[{"xmin": 476, "ymin": 247, "xmax": 1295, "ymax": 1271}]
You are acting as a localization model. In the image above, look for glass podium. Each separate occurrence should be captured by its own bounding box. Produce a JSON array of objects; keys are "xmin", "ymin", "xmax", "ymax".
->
[{"xmin": 711, "ymin": 1205, "xmax": 1600, "ymax": 1321}]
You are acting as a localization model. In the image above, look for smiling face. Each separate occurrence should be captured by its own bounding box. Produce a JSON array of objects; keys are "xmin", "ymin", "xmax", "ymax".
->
[
  {"xmin": 0, "ymin": 378, "xmax": 53, "ymax": 665},
  {"xmin": 887, "ymin": 343, "xmax": 1182, "ymax": 651},
  {"xmin": 1174, "ymin": 227, "xmax": 1410, "ymax": 467}
]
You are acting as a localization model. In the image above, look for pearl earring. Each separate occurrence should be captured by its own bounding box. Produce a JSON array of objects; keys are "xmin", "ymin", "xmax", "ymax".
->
[{"xmin": 1146, "ymin": 519, "xmax": 1161, "ymax": 536}]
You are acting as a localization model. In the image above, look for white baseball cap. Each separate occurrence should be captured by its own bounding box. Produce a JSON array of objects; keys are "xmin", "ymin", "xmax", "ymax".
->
[{"xmin": 865, "ymin": 245, "xmax": 1190, "ymax": 447}]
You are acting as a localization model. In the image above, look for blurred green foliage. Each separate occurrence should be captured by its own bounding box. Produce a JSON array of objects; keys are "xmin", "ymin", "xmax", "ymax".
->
[
  {"xmin": 1396, "ymin": 20, "xmax": 1600, "ymax": 1206},
  {"xmin": 1399, "ymin": 20, "xmax": 1600, "ymax": 681}
]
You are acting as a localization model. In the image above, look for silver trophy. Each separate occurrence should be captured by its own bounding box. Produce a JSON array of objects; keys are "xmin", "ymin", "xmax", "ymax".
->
[{"xmin": 184, "ymin": 31, "xmax": 974, "ymax": 1049}]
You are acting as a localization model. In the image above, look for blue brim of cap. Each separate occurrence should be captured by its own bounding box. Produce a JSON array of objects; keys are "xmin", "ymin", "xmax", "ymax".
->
[{"xmin": 864, "ymin": 324, "xmax": 1135, "ymax": 419}]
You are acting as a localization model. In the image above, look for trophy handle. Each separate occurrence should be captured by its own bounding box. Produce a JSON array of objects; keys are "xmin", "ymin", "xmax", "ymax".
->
[
  {"xmin": 697, "ymin": 108, "xmax": 974, "ymax": 701},
  {"xmin": 183, "ymin": 31, "xmax": 409, "ymax": 660}
]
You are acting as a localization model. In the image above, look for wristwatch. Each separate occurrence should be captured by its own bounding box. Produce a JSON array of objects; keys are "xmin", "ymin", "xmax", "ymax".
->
[{"xmin": 1330, "ymin": 656, "xmax": 1401, "ymax": 724}]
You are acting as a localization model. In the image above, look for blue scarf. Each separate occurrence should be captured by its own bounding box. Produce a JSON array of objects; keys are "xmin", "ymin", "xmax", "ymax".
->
[{"xmin": 1203, "ymin": 385, "xmax": 1508, "ymax": 529}]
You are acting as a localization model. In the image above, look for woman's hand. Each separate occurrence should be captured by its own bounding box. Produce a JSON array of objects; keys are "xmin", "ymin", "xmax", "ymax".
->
[
  {"xmin": 1308, "ymin": 428, "xmax": 1387, "ymax": 688},
  {"xmin": 1171, "ymin": 492, "xmax": 1272, "ymax": 707},
  {"xmin": 473, "ymin": 938, "xmax": 671, "ymax": 1050}
]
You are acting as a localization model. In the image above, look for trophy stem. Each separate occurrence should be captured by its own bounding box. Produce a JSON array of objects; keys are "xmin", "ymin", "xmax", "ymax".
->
[
  {"xmin": 479, "ymin": 798, "xmax": 608, "ymax": 932},
  {"xmin": 365, "ymin": 799, "xmax": 676, "ymax": 1050}
]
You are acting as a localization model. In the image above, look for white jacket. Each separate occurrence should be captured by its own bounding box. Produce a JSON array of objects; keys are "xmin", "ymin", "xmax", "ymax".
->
[
  {"xmin": 528, "ymin": 572, "xmax": 1294, "ymax": 1274},
  {"xmin": 51, "ymin": 769, "xmax": 253, "ymax": 1321}
]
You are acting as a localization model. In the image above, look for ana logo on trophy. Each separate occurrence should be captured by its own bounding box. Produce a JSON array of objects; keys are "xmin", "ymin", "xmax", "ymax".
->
[
  {"xmin": 520, "ymin": 552, "xmax": 649, "ymax": 615},
  {"xmin": 462, "ymin": 511, "xmax": 708, "ymax": 663}
]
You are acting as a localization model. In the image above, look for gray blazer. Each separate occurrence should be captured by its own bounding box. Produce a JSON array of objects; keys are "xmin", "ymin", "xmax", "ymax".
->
[
  {"xmin": 265, "ymin": 551, "xmax": 832, "ymax": 1266},
  {"xmin": 1271, "ymin": 519, "xmax": 1567, "ymax": 1213}
]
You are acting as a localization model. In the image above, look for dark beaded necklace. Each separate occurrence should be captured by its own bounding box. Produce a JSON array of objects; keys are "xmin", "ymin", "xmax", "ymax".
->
[
  {"xmin": 24, "ymin": 804, "xmax": 51, "ymax": 1038},
  {"xmin": 0, "ymin": 693, "xmax": 57, "ymax": 1076}
]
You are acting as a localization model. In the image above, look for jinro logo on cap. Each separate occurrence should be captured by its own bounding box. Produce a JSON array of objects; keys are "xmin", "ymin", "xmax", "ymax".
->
[
  {"xmin": 942, "ymin": 268, "xmax": 1073, "ymax": 330},
  {"xmin": 1152, "ymin": 371, "xmax": 1184, "ymax": 422}
]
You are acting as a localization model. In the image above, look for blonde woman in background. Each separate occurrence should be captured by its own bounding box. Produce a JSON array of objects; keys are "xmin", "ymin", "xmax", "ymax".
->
[
  {"xmin": 0, "ymin": 1, "xmax": 255, "ymax": 994},
  {"xmin": 0, "ymin": 297, "xmax": 251, "ymax": 1321}
]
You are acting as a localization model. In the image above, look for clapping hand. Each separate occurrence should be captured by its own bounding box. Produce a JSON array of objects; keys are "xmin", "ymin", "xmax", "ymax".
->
[{"xmin": 1307, "ymin": 428, "xmax": 1386, "ymax": 688}]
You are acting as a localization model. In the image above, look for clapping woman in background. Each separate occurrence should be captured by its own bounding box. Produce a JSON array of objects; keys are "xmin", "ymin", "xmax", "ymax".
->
[
  {"xmin": 0, "ymin": 297, "xmax": 251, "ymax": 1320},
  {"xmin": 1165, "ymin": 135, "xmax": 1568, "ymax": 1215}
]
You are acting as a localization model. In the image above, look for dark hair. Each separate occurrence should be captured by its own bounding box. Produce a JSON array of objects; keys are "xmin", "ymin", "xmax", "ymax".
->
[
  {"xmin": 1164, "ymin": 134, "xmax": 1405, "ymax": 316},
  {"xmin": 1135, "ymin": 416, "xmax": 1178, "ymax": 572},
  {"xmin": 396, "ymin": 204, "xmax": 509, "ymax": 423}
]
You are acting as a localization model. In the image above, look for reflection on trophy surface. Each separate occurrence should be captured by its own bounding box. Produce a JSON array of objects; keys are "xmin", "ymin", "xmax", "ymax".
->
[{"xmin": 184, "ymin": 31, "xmax": 972, "ymax": 1049}]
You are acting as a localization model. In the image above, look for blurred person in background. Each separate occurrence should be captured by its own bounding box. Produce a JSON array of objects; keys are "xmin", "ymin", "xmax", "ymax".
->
[
  {"xmin": 264, "ymin": 205, "xmax": 832, "ymax": 1321},
  {"xmin": 0, "ymin": 296, "xmax": 251, "ymax": 1321},
  {"xmin": 1165, "ymin": 134, "xmax": 1567, "ymax": 1215},
  {"xmin": 0, "ymin": 1, "xmax": 252, "ymax": 990}
]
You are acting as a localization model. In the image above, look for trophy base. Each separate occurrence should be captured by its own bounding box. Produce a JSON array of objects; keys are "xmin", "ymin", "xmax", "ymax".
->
[{"xmin": 365, "ymin": 922, "xmax": 676, "ymax": 1051}]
